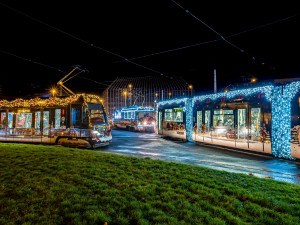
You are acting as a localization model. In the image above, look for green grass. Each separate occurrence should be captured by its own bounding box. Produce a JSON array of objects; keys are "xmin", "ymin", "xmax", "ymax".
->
[{"xmin": 0, "ymin": 143, "xmax": 300, "ymax": 225}]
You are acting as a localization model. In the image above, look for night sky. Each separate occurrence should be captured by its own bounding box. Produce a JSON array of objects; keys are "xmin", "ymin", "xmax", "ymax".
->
[{"xmin": 0, "ymin": 1, "xmax": 299, "ymax": 97}]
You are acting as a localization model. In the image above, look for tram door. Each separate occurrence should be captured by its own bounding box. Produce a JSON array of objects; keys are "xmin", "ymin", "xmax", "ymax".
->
[{"xmin": 158, "ymin": 111, "xmax": 163, "ymax": 134}]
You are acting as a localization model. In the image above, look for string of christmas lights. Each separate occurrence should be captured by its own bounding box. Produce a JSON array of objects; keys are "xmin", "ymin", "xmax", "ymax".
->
[{"xmin": 0, "ymin": 94, "xmax": 103, "ymax": 109}]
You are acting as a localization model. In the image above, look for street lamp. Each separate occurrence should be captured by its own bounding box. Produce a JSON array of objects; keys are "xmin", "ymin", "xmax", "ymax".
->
[
  {"xmin": 123, "ymin": 91, "xmax": 127, "ymax": 107},
  {"xmin": 189, "ymin": 84, "xmax": 193, "ymax": 97},
  {"xmin": 51, "ymin": 88, "xmax": 57, "ymax": 97},
  {"xmin": 169, "ymin": 92, "xmax": 172, "ymax": 99},
  {"xmin": 128, "ymin": 84, "xmax": 132, "ymax": 106}
]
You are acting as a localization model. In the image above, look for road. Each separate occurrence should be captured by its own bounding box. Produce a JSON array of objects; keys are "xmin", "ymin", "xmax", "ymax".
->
[{"xmin": 103, "ymin": 130, "xmax": 300, "ymax": 185}]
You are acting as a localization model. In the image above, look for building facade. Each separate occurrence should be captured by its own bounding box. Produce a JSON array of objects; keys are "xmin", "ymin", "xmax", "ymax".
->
[{"xmin": 103, "ymin": 76, "xmax": 192, "ymax": 116}]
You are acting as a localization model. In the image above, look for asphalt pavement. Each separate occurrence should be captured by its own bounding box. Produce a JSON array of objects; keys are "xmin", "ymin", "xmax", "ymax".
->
[{"xmin": 103, "ymin": 130, "xmax": 300, "ymax": 185}]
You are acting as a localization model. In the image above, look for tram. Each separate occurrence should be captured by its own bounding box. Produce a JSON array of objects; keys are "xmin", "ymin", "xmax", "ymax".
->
[
  {"xmin": 156, "ymin": 82, "xmax": 300, "ymax": 160},
  {"xmin": 0, "ymin": 94, "xmax": 112, "ymax": 148},
  {"xmin": 113, "ymin": 106, "xmax": 155, "ymax": 132}
]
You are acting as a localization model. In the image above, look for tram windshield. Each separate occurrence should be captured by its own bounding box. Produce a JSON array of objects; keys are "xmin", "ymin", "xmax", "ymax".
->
[{"xmin": 88, "ymin": 103, "xmax": 107, "ymax": 125}]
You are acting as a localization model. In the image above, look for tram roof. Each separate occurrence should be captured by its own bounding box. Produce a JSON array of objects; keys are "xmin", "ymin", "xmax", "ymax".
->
[{"xmin": 120, "ymin": 106, "xmax": 155, "ymax": 112}]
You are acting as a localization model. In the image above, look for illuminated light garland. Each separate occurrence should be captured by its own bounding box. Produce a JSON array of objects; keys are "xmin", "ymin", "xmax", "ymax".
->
[
  {"xmin": 157, "ymin": 97, "xmax": 189, "ymax": 107},
  {"xmin": 271, "ymin": 81, "xmax": 300, "ymax": 159},
  {"xmin": 192, "ymin": 85, "xmax": 274, "ymax": 106},
  {"xmin": 0, "ymin": 94, "xmax": 104, "ymax": 109},
  {"xmin": 185, "ymin": 99, "xmax": 193, "ymax": 142}
]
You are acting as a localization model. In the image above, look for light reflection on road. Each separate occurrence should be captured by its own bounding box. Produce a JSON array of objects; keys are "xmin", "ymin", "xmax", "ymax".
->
[{"xmin": 103, "ymin": 130, "xmax": 300, "ymax": 185}]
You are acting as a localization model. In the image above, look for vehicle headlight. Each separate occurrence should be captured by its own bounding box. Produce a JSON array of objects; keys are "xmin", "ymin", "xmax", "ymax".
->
[{"xmin": 143, "ymin": 121, "xmax": 147, "ymax": 125}]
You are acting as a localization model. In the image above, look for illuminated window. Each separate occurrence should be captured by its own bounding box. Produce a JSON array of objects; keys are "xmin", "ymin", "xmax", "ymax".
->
[
  {"xmin": 197, "ymin": 111, "xmax": 202, "ymax": 132},
  {"xmin": 7, "ymin": 112, "xmax": 13, "ymax": 128},
  {"xmin": 174, "ymin": 108, "xmax": 183, "ymax": 122},
  {"xmin": 237, "ymin": 109, "xmax": 247, "ymax": 139},
  {"xmin": 43, "ymin": 111, "xmax": 49, "ymax": 129},
  {"xmin": 55, "ymin": 109, "xmax": 61, "ymax": 128},
  {"xmin": 164, "ymin": 109, "xmax": 173, "ymax": 121},
  {"xmin": 213, "ymin": 110, "xmax": 234, "ymax": 128},
  {"xmin": 1, "ymin": 112, "xmax": 6, "ymax": 126},
  {"xmin": 205, "ymin": 110, "xmax": 211, "ymax": 129},
  {"xmin": 124, "ymin": 111, "xmax": 135, "ymax": 120},
  {"xmin": 35, "ymin": 112, "xmax": 41, "ymax": 129},
  {"xmin": 251, "ymin": 108, "xmax": 261, "ymax": 140},
  {"xmin": 16, "ymin": 113, "xmax": 32, "ymax": 128},
  {"xmin": 158, "ymin": 112, "xmax": 162, "ymax": 130}
]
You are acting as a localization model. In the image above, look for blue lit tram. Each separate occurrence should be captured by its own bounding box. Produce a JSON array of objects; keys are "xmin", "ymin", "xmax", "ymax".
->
[
  {"xmin": 0, "ymin": 94, "xmax": 112, "ymax": 148},
  {"xmin": 114, "ymin": 106, "xmax": 155, "ymax": 132},
  {"xmin": 157, "ymin": 84, "xmax": 300, "ymax": 160}
]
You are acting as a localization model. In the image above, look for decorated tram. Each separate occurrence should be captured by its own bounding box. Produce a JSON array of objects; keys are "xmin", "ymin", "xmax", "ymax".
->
[
  {"xmin": 156, "ymin": 81, "xmax": 300, "ymax": 160},
  {"xmin": 113, "ymin": 106, "xmax": 155, "ymax": 132},
  {"xmin": 0, "ymin": 94, "xmax": 112, "ymax": 148}
]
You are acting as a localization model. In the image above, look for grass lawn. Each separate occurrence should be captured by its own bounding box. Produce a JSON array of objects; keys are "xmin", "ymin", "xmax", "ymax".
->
[{"xmin": 1, "ymin": 143, "xmax": 300, "ymax": 225}]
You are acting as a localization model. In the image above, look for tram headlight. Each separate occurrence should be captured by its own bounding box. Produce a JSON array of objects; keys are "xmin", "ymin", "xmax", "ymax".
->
[{"xmin": 143, "ymin": 121, "xmax": 147, "ymax": 125}]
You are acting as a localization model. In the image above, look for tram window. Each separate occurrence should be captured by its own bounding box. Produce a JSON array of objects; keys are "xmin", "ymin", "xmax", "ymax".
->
[
  {"xmin": 251, "ymin": 108, "xmax": 261, "ymax": 140},
  {"xmin": 16, "ymin": 113, "xmax": 32, "ymax": 128},
  {"xmin": 7, "ymin": 112, "xmax": 13, "ymax": 128},
  {"xmin": 213, "ymin": 110, "xmax": 234, "ymax": 128},
  {"xmin": 55, "ymin": 109, "xmax": 61, "ymax": 128},
  {"xmin": 237, "ymin": 109, "xmax": 247, "ymax": 139},
  {"xmin": 124, "ymin": 111, "xmax": 134, "ymax": 119},
  {"xmin": 165, "ymin": 109, "xmax": 173, "ymax": 121},
  {"xmin": 158, "ymin": 112, "xmax": 162, "ymax": 130},
  {"xmin": 35, "ymin": 112, "xmax": 41, "ymax": 129},
  {"xmin": 43, "ymin": 111, "xmax": 50, "ymax": 129},
  {"xmin": 197, "ymin": 111, "xmax": 202, "ymax": 132},
  {"xmin": 90, "ymin": 109, "xmax": 105, "ymax": 123},
  {"xmin": 72, "ymin": 108, "xmax": 81, "ymax": 126},
  {"xmin": 1, "ymin": 112, "xmax": 6, "ymax": 126},
  {"xmin": 174, "ymin": 108, "xmax": 183, "ymax": 122},
  {"xmin": 35, "ymin": 111, "xmax": 50, "ymax": 129},
  {"xmin": 205, "ymin": 110, "xmax": 211, "ymax": 129}
]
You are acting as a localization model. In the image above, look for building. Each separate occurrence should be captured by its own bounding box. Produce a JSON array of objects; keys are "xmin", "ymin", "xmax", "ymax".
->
[{"xmin": 103, "ymin": 76, "xmax": 192, "ymax": 116}]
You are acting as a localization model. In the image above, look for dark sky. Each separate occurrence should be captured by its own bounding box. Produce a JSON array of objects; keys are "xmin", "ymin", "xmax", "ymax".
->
[{"xmin": 0, "ymin": 1, "xmax": 299, "ymax": 97}]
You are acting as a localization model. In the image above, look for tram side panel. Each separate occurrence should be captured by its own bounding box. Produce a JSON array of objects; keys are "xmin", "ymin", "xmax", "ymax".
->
[
  {"xmin": 192, "ymin": 94, "xmax": 272, "ymax": 154},
  {"xmin": 157, "ymin": 103, "xmax": 187, "ymax": 140}
]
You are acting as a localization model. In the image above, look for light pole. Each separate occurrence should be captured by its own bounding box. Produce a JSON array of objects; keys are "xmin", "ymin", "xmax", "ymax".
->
[
  {"xmin": 169, "ymin": 92, "xmax": 172, "ymax": 99},
  {"xmin": 128, "ymin": 84, "xmax": 132, "ymax": 106},
  {"xmin": 123, "ymin": 91, "xmax": 127, "ymax": 107},
  {"xmin": 189, "ymin": 85, "xmax": 193, "ymax": 97}
]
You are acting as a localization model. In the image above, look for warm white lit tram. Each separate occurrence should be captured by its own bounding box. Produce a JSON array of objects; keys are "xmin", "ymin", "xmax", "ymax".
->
[
  {"xmin": 113, "ymin": 106, "xmax": 155, "ymax": 132},
  {"xmin": 0, "ymin": 94, "xmax": 112, "ymax": 148}
]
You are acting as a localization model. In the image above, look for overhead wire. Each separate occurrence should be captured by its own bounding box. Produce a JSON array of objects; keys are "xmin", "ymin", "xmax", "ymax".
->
[
  {"xmin": 0, "ymin": 2, "xmax": 166, "ymax": 76},
  {"xmin": 0, "ymin": 48, "xmax": 64, "ymax": 73},
  {"xmin": 114, "ymin": 12, "xmax": 299, "ymax": 63},
  {"xmin": 170, "ymin": 0, "xmax": 262, "ymax": 62},
  {"xmin": 0, "ymin": 47, "xmax": 113, "ymax": 88}
]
